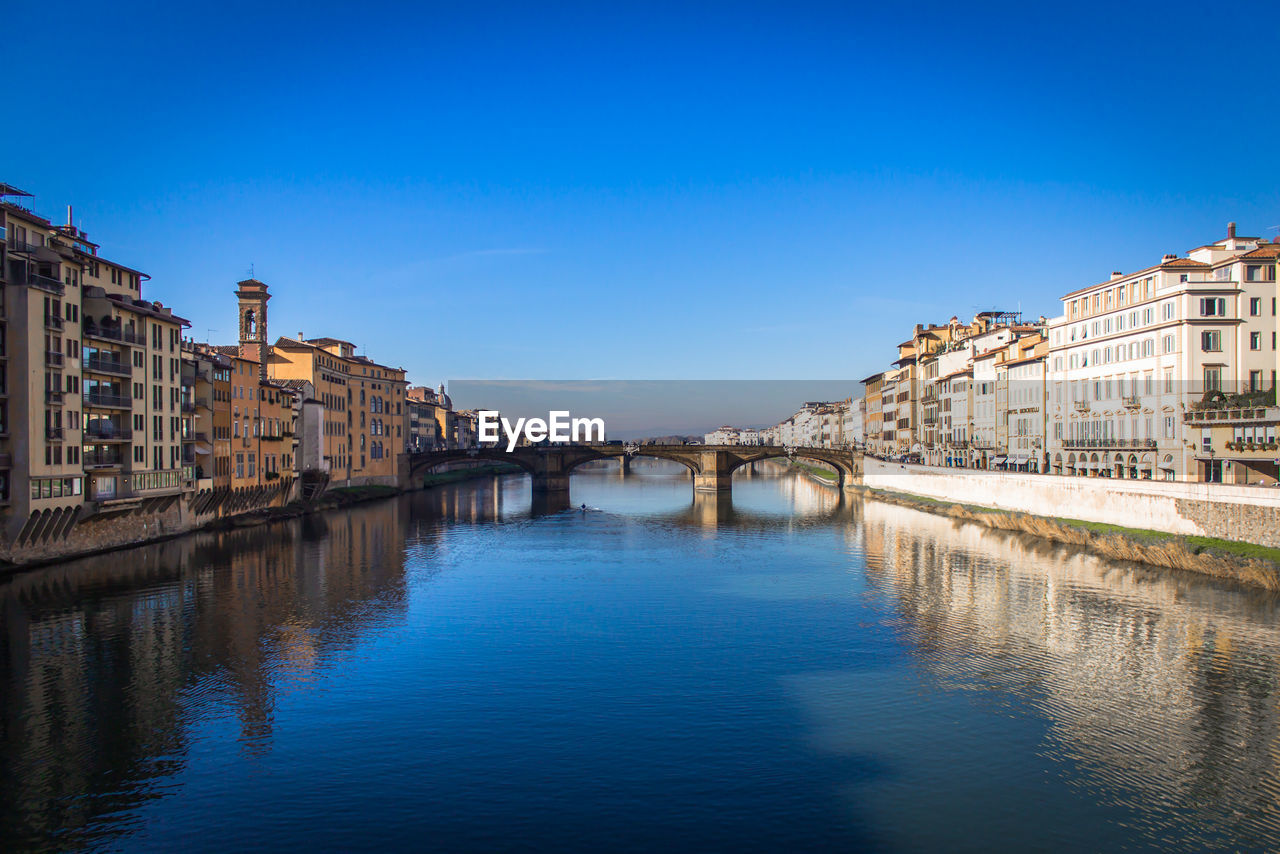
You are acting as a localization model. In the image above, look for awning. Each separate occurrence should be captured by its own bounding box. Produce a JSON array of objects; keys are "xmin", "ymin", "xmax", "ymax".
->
[{"xmin": 992, "ymin": 456, "xmax": 1007, "ymax": 465}]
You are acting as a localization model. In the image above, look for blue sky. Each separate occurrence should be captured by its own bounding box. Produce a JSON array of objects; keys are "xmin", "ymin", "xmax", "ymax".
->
[{"xmin": 4, "ymin": 1, "xmax": 1277, "ymax": 387}]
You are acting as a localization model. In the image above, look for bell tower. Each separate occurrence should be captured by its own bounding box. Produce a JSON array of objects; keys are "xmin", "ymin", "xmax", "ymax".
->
[{"xmin": 235, "ymin": 278, "xmax": 271, "ymax": 379}]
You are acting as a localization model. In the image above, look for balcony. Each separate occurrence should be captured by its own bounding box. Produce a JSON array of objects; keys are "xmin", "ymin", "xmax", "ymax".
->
[
  {"xmin": 1184, "ymin": 402, "xmax": 1276, "ymax": 425},
  {"xmin": 7, "ymin": 239, "xmax": 38, "ymax": 255},
  {"xmin": 181, "ymin": 375, "xmax": 195, "ymax": 387},
  {"xmin": 26, "ymin": 274, "xmax": 64, "ymax": 295},
  {"xmin": 194, "ymin": 432, "xmax": 210, "ymax": 443},
  {"xmin": 83, "ymin": 450, "xmax": 124, "ymax": 469},
  {"xmin": 1122, "ymin": 395, "xmax": 1141, "ymax": 409},
  {"xmin": 1073, "ymin": 399, "xmax": 1091, "ymax": 412},
  {"xmin": 44, "ymin": 314, "xmax": 63, "ymax": 331},
  {"xmin": 1062, "ymin": 438, "xmax": 1158, "ymax": 450},
  {"xmin": 44, "ymin": 389, "xmax": 64, "ymax": 405},
  {"xmin": 180, "ymin": 401, "xmax": 195, "ymax": 413},
  {"xmin": 181, "ymin": 448, "xmax": 196, "ymax": 465},
  {"xmin": 84, "ymin": 422, "xmax": 132, "ymax": 442},
  {"xmin": 84, "ymin": 355, "xmax": 132, "ymax": 377},
  {"xmin": 45, "ymin": 426, "xmax": 64, "ymax": 441},
  {"xmin": 1223, "ymin": 440, "xmax": 1280, "ymax": 454},
  {"xmin": 84, "ymin": 391, "xmax": 133, "ymax": 409},
  {"xmin": 83, "ymin": 324, "xmax": 146, "ymax": 346},
  {"xmin": 45, "ymin": 350, "xmax": 64, "ymax": 367}
]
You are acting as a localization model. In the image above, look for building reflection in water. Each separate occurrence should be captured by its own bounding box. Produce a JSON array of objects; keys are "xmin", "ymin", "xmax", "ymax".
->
[
  {"xmin": 0, "ymin": 498, "xmax": 417, "ymax": 849},
  {"xmin": 6, "ymin": 467, "xmax": 1280, "ymax": 849},
  {"xmin": 856, "ymin": 499, "xmax": 1280, "ymax": 847}
]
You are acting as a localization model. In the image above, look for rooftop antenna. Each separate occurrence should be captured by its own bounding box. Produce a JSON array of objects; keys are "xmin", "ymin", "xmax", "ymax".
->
[{"xmin": 206, "ymin": 328, "xmax": 217, "ymax": 344}]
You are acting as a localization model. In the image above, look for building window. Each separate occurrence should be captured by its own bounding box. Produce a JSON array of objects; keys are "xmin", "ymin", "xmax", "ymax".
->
[
  {"xmin": 1199, "ymin": 297, "xmax": 1226, "ymax": 317},
  {"xmin": 1201, "ymin": 330, "xmax": 1222, "ymax": 352},
  {"xmin": 1203, "ymin": 367, "xmax": 1221, "ymax": 392},
  {"xmin": 1251, "ymin": 332, "xmax": 1262, "ymax": 350},
  {"xmin": 1246, "ymin": 265, "xmax": 1276, "ymax": 282}
]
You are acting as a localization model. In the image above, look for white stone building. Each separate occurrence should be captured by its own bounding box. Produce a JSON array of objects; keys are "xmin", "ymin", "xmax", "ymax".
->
[{"xmin": 1047, "ymin": 224, "xmax": 1278, "ymax": 481}]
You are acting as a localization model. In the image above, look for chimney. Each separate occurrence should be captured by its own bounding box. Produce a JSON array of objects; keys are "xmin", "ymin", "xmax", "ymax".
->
[
  {"xmin": 1228, "ymin": 221, "xmax": 1237, "ymax": 239},
  {"xmin": 1162, "ymin": 254, "xmax": 1177, "ymax": 262},
  {"xmin": 66, "ymin": 205, "xmax": 73, "ymax": 227},
  {"xmin": 1110, "ymin": 271, "xmax": 1123, "ymax": 279}
]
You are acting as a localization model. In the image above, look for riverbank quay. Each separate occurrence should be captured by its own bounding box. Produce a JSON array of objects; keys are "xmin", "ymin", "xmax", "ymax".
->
[
  {"xmin": 787, "ymin": 460, "xmax": 841, "ymax": 485},
  {"xmin": 0, "ymin": 463, "xmax": 522, "ymax": 574},
  {"xmin": 859, "ymin": 458, "xmax": 1280, "ymax": 589}
]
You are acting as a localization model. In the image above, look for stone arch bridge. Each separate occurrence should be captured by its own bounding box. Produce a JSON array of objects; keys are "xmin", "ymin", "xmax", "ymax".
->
[{"xmin": 403, "ymin": 444, "xmax": 864, "ymax": 502}]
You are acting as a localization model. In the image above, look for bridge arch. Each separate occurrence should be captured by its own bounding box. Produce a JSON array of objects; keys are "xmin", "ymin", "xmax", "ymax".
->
[
  {"xmin": 722, "ymin": 448, "xmax": 859, "ymax": 481},
  {"xmin": 560, "ymin": 448, "xmax": 702, "ymax": 476},
  {"xmin": 406, "ymin": 448, "xmax": 539, "ymax": 480}
]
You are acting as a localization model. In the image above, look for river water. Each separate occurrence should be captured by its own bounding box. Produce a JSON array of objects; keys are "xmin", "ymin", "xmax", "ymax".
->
[{"xmin": 3, "ymin": 461, "xmax": 1280, "ymax": 852}]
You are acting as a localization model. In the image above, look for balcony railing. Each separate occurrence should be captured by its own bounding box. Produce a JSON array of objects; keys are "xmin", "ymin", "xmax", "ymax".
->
[
  {"xmin": 1062, "ymin": 438, "xmax": 1158, "ymax": 450},
  {"xmin": 83, "ymin": 324, "xmax": 146, "ymax": 346},
  {"xmin": 84, "ymin": 355, "xmax": 132, "ymax": 377},
  {"xmin": 1073, "ymin": 399, "xmax": 1091, "ymax": 411},
  {"xmin": 45, "ymin": 389, "xmax": 63, "ymax": 405},
  {"xmin": 1184, "ymin": 407, "xmax": 1274, "ymax": 423},
  {"xmin": 84, "ymin": 423, "xmax": 132, "ymax": 441},
  {"xmin": 7, "ymin": 239, "xmax": 38, "ymax": 254},
  {"xmin": 83, "ymin": 450, "xmax": 124, "ymax": 469},
  {"xmin": 1122, "ymin": 395, "xmax": 1141, "ymax": 409},
  {"xmin": 21, "ymin": 273, "xmax": 65, "ymax": 294},
  {"xmin": 180, "ymin": 401, "xmax": 195, "ymax": 413},
  {"xmin": 45, "ymin": 350, "xmax": 64, "ymax": 367},
  {"xmin": 44, "ymin": 314, "xmax": 63, "ymax": 331},
  {"xmin": 84, "ymin": 391, "xmax": 133, "ymax": 409},
  {"xmin": 1224, "ymin": 440, "xmax": 1280, "ymax": 452},
  {"xmin": 45, "ymin": 426, "xmax": 64, "ymax": 441}
]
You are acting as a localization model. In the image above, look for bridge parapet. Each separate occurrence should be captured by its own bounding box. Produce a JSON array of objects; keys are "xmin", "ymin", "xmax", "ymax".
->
[{"xmin": 403, "ymin": 444, "xmax": 864, "ymax": 500}]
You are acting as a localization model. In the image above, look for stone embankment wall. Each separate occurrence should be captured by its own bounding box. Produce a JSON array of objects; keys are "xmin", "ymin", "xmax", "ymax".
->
[
  {"xmin": 1, "ymin": 479, "xmax": 301, "ymax": 567},
  {"xmin": 862, "ymin": 458, "xmax": 1280, "ymax": 548}
]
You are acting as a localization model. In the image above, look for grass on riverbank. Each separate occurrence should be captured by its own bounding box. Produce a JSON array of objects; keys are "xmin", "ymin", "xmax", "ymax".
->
[
  {"xmin": 788, "ymin": 461, "xmax": 840, "ymax": 483},
  {"xmin": 856, "ymin": 484, "xmax": 1280, "ymax": 590},
  {"xmin": 418, "ymin": 463, "xmax": 522, "ymax": 487}
]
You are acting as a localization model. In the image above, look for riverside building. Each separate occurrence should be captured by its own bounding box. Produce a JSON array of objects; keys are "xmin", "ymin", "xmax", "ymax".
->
[
  {"xmin": 1046, "ymin": 224, "xmax": 1278, "ymax": 482},
  {"xmin": 227, "ymin": 279, "xmax": 408, "ymax": 487},
  {"xmin": 1, "ymin": 183, "xmax": 192, "ymax": 544}
]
